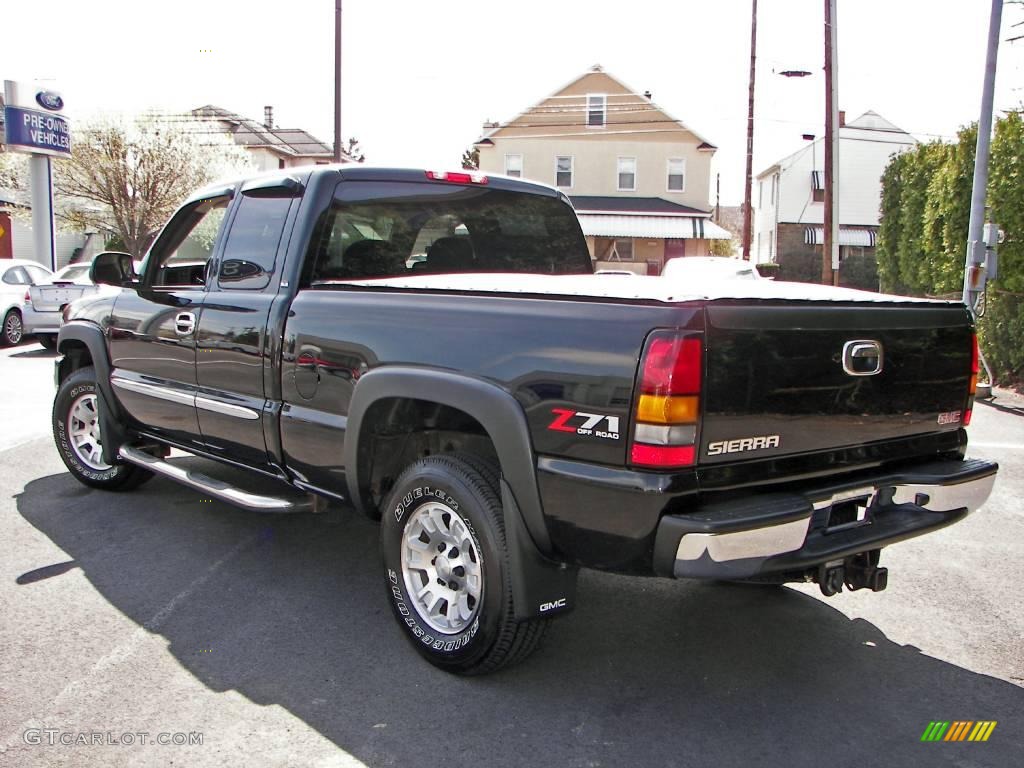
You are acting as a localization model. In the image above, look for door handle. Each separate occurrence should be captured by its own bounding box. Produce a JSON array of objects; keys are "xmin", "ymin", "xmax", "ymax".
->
[{"xmin": 175, "ymin": 312, "xmax": 196, "ymax": 336}]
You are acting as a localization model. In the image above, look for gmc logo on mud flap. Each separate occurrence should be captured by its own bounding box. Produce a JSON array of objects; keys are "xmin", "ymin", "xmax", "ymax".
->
[
  {"xmin": 547, "ymin": 409, "xmax": 620, "ymax": 440},
  {"xmin": 539, "ymin": 598, "xmax": 567, "ymax": 613},
  {"xmin": 707, "ymin": 435, "xmax": 781, "ymax": 456}
]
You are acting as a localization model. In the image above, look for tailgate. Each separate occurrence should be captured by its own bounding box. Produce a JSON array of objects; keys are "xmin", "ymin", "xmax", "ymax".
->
[
  {"xmin": 700, "ymin": 302, "xmax": 973, "ymax": 464},
  {"xmin": 30, "ymin": 284, "xmax": 92, "ymax": 311}
]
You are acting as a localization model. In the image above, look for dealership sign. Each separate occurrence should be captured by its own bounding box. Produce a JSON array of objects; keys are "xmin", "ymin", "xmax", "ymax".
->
[{"xmin": 3, "ymin": 81, "xmax": 70, "ymax": 157}]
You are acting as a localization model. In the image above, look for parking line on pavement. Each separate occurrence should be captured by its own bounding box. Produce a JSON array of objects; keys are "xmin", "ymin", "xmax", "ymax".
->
[{"xmin": 967, "ymin": 441, "xmax": 1024, "ymax": 450}]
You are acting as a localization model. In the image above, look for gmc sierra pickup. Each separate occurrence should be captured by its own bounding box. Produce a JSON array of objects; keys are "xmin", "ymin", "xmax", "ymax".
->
[{"xmin": 52, "ymin": 165, "xmax": 998, "ymax": 675}]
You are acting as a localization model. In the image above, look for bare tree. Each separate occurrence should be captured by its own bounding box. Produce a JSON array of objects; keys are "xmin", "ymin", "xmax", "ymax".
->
[
  {"xmin": 461, "ymin": 147, "xmax": 480, "ymax": 170},
  {"xmin": 345, "ymin": 137, "xmax": 366, "ymax": 163},
  {"xmin": 55, "ymin": 115, "xmax": 252, "ymax": 256}
]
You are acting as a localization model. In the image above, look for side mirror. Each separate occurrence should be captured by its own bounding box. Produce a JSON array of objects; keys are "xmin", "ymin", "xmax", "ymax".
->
[{"xmin": 90, "ymin": 252, "xmax": 137, "ymax": 286}]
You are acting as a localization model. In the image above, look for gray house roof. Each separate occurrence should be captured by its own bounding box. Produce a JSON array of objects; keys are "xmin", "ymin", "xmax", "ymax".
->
[
  {"xmin": 191, "ymin": 105, "xmax": 340, "ymax": 159},
  {"xmin": 570, "ymin": 196, "xmax": 710, "ymax": 217}
]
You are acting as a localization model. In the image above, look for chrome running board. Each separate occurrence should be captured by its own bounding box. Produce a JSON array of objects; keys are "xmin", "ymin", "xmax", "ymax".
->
[{"xmin": 118, "ymin": 445, "xmax": 312, "ymax": 513}]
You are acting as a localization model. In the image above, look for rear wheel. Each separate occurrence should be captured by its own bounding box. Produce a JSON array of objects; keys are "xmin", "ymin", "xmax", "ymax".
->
[
  {"xmin": 2, "ymin": 309, "xmax": 23, "ymax": 346},
  {"xmin": 53, "ymin": 366, "xmax": 152, "ymax": 490},
  {"xmin": 380, "ymin": 454, "xmax": 548, "ymax": 675},
  {"xmin": 37, "ymin": 334, "xmax": 57, "ymax": 350}
]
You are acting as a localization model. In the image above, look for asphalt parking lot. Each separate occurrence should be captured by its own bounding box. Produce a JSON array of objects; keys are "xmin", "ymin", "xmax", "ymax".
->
[{"xmin": 0, "ymin": 341, "xmax": 1021, "ymax": 767}]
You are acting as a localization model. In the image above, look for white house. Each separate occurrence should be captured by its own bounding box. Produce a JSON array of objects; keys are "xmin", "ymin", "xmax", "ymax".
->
[{"xmin": 754, "ymin": 111, "xmax": 916, "ymax": 284}]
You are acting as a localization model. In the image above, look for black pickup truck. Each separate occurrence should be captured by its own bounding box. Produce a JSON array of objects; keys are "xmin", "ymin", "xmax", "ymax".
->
[{"xmin": 52, "ymin": 165, "xmax": 997, "ymax": 674}]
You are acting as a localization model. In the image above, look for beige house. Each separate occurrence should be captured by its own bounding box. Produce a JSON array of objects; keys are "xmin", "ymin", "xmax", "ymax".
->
[{"xmin": 475, "ymin": 65, "xmax": 729, "ymax": 274}]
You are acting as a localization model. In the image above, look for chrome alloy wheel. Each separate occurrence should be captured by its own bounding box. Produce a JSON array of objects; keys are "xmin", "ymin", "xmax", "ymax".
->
[
  {"xmin": 68, "ymin": 393, "xmax": 110, "ymax": 471},
  {"xmin": 401, "ymin": 501, "xmax": 483, "ymax": 635},
  {"xmin": 5, "ymin": 312, "xmax": 22, "ymax": 345}
]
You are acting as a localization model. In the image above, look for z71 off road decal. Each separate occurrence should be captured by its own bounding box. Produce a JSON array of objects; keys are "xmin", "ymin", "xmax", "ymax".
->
[{"xmin": 547, "ymin": 408, "xmax": 620, "ymax": 440}]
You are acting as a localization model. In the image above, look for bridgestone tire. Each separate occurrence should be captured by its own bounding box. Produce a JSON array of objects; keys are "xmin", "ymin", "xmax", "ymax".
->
[
  {"xmin": 52, "ymin": 366, "xmax": 153, "ymax": 491},
  {"xmin": 380, "ymin": 453, "xmax": 548, "ymax": 675}
]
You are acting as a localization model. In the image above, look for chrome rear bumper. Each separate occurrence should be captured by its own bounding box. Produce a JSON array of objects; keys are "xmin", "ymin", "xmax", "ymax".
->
[{"xmin": 654, "ymin": 458, "xmax": 998, "ymax": 580}]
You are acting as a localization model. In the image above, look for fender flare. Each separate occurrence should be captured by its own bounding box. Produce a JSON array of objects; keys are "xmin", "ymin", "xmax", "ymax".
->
[
  {"xmin": 345, "ymin": 366, "xmax": 578, "ymax": 620},
  {"xmin": 345, "ymin": 366, "xmax": 552, "ymax": 555},
  {"xmin": 57, "ymin": 320, "xmax": 127, "ymax": 464}
]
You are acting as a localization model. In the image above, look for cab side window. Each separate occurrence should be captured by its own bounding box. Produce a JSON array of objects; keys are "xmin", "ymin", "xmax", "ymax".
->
[
  {"xmin": 151, "ymin": 197, "xmax": 230, "ymax": 288},
  {"xmin": 217, "ymin": 192, "xmax": 293, "ymax": 290}
]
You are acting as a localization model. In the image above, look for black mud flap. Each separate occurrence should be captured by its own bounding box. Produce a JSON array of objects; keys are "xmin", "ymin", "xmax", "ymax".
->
[{"xmin": 501, "ymin": 479, "xmax": 578, "ymax": 621}]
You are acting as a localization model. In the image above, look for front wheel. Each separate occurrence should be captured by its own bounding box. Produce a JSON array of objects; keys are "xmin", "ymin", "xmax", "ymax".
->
[
  {"xmin": 53, "ymin": 366, "xmax": 152, "ymax": 490},
  {"xmin": 380, "ymin": 454, "xmax": 548, "ymax": 675},
  {"xmin": 2, "ymin": 309, "xmax": 23, "ymax": 346}
]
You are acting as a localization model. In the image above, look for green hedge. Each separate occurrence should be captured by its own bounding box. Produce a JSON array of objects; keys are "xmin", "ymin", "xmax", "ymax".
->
[{"xmin": 877, "ymin": 111, "xmax": 1023, "ymax": 387}]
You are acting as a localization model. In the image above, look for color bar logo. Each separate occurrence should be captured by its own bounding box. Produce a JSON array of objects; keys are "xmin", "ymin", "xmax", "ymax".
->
[{"xmin": 921, "ymin": 721, "xmax": 997, "ymax": 742}]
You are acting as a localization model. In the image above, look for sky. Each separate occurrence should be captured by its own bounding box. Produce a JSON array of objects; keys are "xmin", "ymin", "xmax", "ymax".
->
[{"xmin": 3, "ymin": 0, "xmax": 1022, "ymax": 206}]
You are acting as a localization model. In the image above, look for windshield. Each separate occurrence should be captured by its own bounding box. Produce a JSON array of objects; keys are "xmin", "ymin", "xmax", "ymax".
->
[
  {"xmin": 53, "ymin": 265, "xmax": 91, "ymax": 282},
  {"xmin": 304, "ymin": 181, "xmax": 592, "ymax": 284}
]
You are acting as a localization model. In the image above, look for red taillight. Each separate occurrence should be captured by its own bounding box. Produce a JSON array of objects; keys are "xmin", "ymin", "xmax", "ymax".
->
[
  {"xmin": 965, "ymin": 333, "xmax": 980, "ymax": 426},
  {"xmin": 631, "ymin": 331, "xmax": 703, "ymax": 468},
  {"xmin": 23, "ymin": 290, "xmax": 31, "ymax": 304},
  {"xmin": 630, "ymin": 444, "xmax": 695, "ymax": 467},
  {"xmin": 640, "ymin": 336, "xmax": 702, "ymax": 395},
  {"xmin": 425, "ymin": 170, "xmax": 488, "ymax": 185}
]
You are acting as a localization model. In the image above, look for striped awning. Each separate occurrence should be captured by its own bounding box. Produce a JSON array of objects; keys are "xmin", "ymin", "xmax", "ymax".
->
[
  {"xmin": 577, "ymin": 214, "xmax": 732, "ymax": 240},
  {"xmin": 804, "ymin": 227, "xmax": 877, "ymax": 247}
]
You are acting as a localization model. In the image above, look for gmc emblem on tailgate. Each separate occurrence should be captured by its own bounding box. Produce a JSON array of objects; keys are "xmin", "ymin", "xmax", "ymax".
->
[{"xmin": 842, "ymin": 339, "xmax": 884, "ymax": 376}]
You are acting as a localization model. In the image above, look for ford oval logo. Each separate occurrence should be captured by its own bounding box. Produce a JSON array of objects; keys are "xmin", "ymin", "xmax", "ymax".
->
[{"xmin": 35, "ymin": 91, "xmax": 64, "ymax": 111}]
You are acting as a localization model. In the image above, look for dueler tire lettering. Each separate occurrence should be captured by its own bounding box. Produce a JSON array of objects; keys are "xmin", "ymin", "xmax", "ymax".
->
[
  {"xmin": 379, "ymin": 453, "xmax": 548, "ymax": 675},
  {"xmin": 52, "ymin": 366, "xmax": 153, "ymax": 491}
]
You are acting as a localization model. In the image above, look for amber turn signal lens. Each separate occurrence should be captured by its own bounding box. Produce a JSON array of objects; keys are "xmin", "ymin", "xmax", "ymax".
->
[{"xmin": 636, "ymin": 394, "xmax": 699, "ymax": 424}]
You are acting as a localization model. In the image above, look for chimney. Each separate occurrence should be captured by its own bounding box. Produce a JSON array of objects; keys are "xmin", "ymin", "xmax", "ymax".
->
[
  {"xmin": 643, "ymin": 90, "xmax": 652, "ymax": 100},
  {"xmin": 263, "ymin": 106, "xmax": 274, "ymax": 129},
  {"xmin": 839, "ymin": 110, "xmax": 846, "ymax": 127}
]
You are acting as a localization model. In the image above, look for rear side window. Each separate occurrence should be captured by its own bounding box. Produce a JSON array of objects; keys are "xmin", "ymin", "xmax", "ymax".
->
[
  {"xmin": 304, "ymin": 181, "xmax": 591, "ymax": 285},
  {"xmin": 2, "ymin": 267, "xmax": 29, "ymax": 285},
  {"xmin": 218, "ymin": 193, "xmax": 293, "ymax": 290}
]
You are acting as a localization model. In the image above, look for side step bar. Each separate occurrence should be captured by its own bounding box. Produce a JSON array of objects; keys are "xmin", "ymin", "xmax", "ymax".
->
[{"xmin": 118, "ymin": 445, "xmax": 313, "ymax": 513}]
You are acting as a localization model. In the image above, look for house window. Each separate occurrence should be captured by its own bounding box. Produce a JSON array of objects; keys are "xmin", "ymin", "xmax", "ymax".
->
[
  {"xmin": 505, "ymin": 153, "xmax": 523, "ymax": 178},
  {"xmin": 555, "ymin": 156, "xmax": 573, "ymax": 188},
  {"xmin": 771, "ymin": 174, "xmax": 778, "ymax": 204},
  {"xmin": 587, "ymin": 94, "xmax": 606, "ymax": 127},
  {"xmin": 667, "ymin": 158, "xmax": 685, "ymax": 191},
  {"xmin": 811, "ymin": 170, "xmax": 825, "ymax": 202},
  {"xmin": 609, "ymin": 239, "xmax": 634, "ymax": 261},
  {"xmin": 758, "ymin": 181, "xmax": 764, "ymax": 207},
  {"xmin": 617, "ymin": 157, "xmax": 636, "ymax": 191}
]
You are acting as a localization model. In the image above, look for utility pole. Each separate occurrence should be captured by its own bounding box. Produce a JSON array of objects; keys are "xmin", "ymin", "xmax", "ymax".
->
[
  {"xmin": 962, "ymin": 0, "xmax": 1003, "ymax": 311},
  {"xmin": 741, "ymin": 0, "xmax": 758, "ymax": 261},
  {"xmin": 715, "ymin": 173, "xmax": 721, "ymax": 222},
  {"xmin": 333, "ymin": 0, "xmax": 343, "ymax": 163},
  {"xmin": 822, "ymin": 0, "xmax": 839, "ymax": 285}
]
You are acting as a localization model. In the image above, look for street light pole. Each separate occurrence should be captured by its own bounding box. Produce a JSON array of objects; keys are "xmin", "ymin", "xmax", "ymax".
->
[
  {"xmin": 962, "ymin": 0, "xmax": 1003, "ymax": 311},
  {"xmin": 333, "ymin": 0, "xmax": 343, "ymax": 163},
  {"xmin": 741, "ymin": 0, "xmax": 758, "ymax": 261},
  {"xmin": 823, "ymin": 0, "xmax": 839, "ymax": 286}
]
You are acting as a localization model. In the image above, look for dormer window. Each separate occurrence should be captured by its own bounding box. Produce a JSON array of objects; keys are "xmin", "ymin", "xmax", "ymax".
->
[{"xmin": 587, "ymin": 94, "xmax": 606, "ymax": 127}]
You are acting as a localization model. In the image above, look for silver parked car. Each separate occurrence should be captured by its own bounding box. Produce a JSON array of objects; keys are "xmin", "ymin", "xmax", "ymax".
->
[
  {"xmin": 25, "ymin": 261, "xmax": 103, "ymax": 349},
  {"xmin": 0, "ymin": 259, "xmax": 53, "ymax": 346}
]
